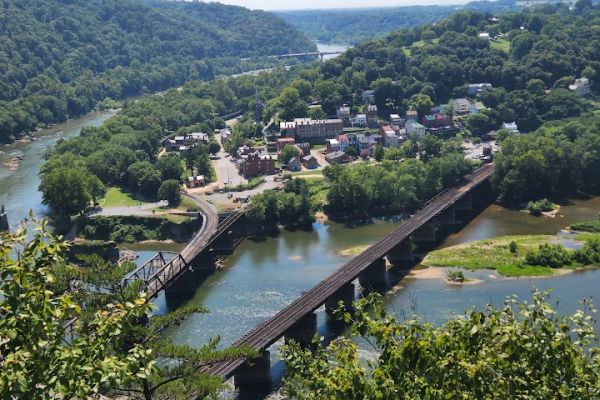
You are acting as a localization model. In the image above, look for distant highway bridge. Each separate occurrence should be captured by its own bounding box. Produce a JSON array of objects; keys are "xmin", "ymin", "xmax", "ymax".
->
[
  {"xmin": 202, "ymin": 163, "xmax": 496, "ymax": 391},
  {"xmin": 270, "ymin": 51, "xmax": 344, "ymax": 61}
]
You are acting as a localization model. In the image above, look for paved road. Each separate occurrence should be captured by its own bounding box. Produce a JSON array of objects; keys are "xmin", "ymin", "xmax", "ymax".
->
[{"xmin": 206, "ymin": 163, "xmax": 495, "ymax": 379}]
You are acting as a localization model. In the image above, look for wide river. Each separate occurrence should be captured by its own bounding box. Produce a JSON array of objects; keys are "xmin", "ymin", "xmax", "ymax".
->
[{"xmin": 0, "ymin": 68, "xmax": 598, "ymax": 398}]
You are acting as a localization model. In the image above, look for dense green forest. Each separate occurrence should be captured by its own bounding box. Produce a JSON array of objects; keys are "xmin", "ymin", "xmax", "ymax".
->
[
  {"xmin": 493, "ymin": 113, "xmax": 600, "ymax": 205},
  {"xmin": 0, "ymin": 0, "xmax": 315, "ymax": 143},
  {"xmin": 269, "ymin": 2, "xmax": 598, "ymax": 134},
  {"xmin": 275, "ymin": 0, "xmax": 520, "ymax": 44}
]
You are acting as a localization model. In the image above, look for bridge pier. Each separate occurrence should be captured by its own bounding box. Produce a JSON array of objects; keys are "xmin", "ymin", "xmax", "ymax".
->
[
  {"xmin": 234, "ymin": 351, "xmax": 272, "ymax": 396},
  {"xmin": 0, "ymin": 208, "xmax": 8, "ymax": 232},
  {"xmin": 325, "ymin": 283, "xmax": 355, "ymax": 315},
  {"xmin": 387, "ymin": 240, "xmax": 414, "ymax": 269},
  {"xmin": 164, "ymin": 268, "xmax": 209, "ymax": 309},
  {"xmin": 285, "ymin": 312, "xmax": 317, "ymax": 348},
  {"xmin": 433, "ymin": 207, "xmax": 456, "ymax": 225},
  {"xmin": 358, "ymin": 258, "xmax": 387, "ymax": 290},
  {"xmin": 455, "ymin": 193, "xmax": 473, "ymax": 212},
  {"xmin": 210, "ymin": 232, "xmax": 235, "ymax": 255},
  {"xmin": 411, "ymin": 223, "xmax": 438, "ymax": 243}
]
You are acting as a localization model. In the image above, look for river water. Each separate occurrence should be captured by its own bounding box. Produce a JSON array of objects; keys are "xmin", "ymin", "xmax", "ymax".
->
[
  {"xmin": 0, "ymin": 111, "xmax": 116, "ymax": 230},
  {"xmin": 1, "ymin": 48, "xmax": 598, "ymax": 397},
  {"xmin": 154, "ymin": 196, "xmax": 600, "ymax": 399}
]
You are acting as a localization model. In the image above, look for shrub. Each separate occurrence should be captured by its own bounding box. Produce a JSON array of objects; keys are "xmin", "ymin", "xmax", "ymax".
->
[
  {"xmin": 573, "ymin": 239, "xmax": 600, "ymax": 265},
  {"xmin": 571, "ymin": 219, "xmax": 600, "ymax": 233},
  {"xmin": 509, "ymin": 240, "xmax": 518, "ymax": 253},
  {"xmin": 525, "ymin": 243, "xmax": 572, "ymax": 268},
  {"xmin": 446, "ymin": 270, "xmax": 465, "ymax": 282},
  {"xmin": 526, "ymin": 198, "xmax": 554, "ymax": 216}
]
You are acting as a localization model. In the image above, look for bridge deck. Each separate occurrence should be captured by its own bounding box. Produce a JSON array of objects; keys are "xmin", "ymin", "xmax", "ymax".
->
[
  {"xmin": 206, "ymin": 163, "xmax": 495, "ymax": 378},
  {"xmin": 122, "ymin": 193, "xmax": 243, "ymax": 299}
]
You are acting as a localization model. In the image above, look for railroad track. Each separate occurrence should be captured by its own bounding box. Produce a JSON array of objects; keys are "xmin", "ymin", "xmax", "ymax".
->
[{"xmin": 205, "ymin": 163, "xmax": 495, "ymax": 378}]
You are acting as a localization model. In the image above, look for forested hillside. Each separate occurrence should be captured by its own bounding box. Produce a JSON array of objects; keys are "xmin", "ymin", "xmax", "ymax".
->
[
  {"xmin": 270, "ymin": 2, "xmax": 598, "ymax": 134},
  {"xmin": 275, "ymin": 0, "xmax": 519, "ymax": 44},
  {"xmin": 0, "ymin": 0, "xmax": 315, "ymax": 143}
]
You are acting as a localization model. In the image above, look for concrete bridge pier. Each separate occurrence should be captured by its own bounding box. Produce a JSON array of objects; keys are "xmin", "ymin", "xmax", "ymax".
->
[
  {"xmin": 234, "ymin": 351, "xmax": 272, "ymax": 398},
  {"xmin": 325, "ymin": 283, "xmax": 355, "ymax": 315},
  {"xmin": 387, "ymin": 240, "xmax": 414, "ymax": 271},
  {"xmin": 433, "ymin": 207, "xmax": 456, "ymax": 225},
  {"xmin": 455, "ymin": 193, "xmax": 473, "ymax": 211},
  {"xmin": 164, "ymin": 268, "xmax": 209, "ymax": 309},
  {"xmin": 411, "ymin": 223, "xmax": 438, "ymax": 243},
  {"xmin": 285, "ymin": 312, "xmax": 317, "ymax": 348},
  {"xmin": 0, "ymin": 209, "xmax": 8, "ymax": 232},
  {"xmin": 210, "ymin": 232, "xmax": 236, "ymax": 255},
  {"xmin": 358, "ymin": 258, "xmax": 387, "ymax": 290},
  {"xmin": 453, "ymin": 193, "xmax": 474, "ymax": 223},
  {"xmin": 472, "ymin": 180, "xmax": 495, "ymax": 209}
]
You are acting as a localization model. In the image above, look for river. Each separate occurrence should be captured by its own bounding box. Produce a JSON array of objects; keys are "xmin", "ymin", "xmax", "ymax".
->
[
  {"xmin": 156, "ymin": 196, "xmax": 600, "ymax": 397},
  {"xmin": 0, "ymin": 111, "xmax": 116, "ymax": 230}
]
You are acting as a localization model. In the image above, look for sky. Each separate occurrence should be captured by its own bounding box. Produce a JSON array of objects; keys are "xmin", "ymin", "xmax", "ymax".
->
[{"xmin": 214, "ymin": 0, "xmax": 469, "ymax": 11}]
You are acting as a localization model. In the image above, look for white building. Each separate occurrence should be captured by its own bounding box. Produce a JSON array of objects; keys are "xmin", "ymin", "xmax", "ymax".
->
[
  {"xmin": 353, "ymin": 114, "xmax": 368, "ymax": 127},
  {"xmin": 569, "ymin": 77, "xmax": 591, "ymax": 96},
  {"xmin": 503, "ymin": 122, "xmax": 519, "ymax": 133},
  {"xmin": 454, "ymin": 98, "xmax": 472, "ymax": 115},
  {"xmin": 406, "ymin": 121, "xmax": 426, "ymax": 137},
  {"xmin": 466, "ymin": 83, "xmax": 493, "ymax": 96}
]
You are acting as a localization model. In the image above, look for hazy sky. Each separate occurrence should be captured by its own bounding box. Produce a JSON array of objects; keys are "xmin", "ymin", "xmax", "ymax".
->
[{"xmin": 215, "ymin": 0, "xmax": 468, "ymax": 11}]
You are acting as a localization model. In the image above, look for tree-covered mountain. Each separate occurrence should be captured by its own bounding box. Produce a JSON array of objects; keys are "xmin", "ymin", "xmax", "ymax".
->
[
  {"xmin": 275, "ymin": 0, "xmax": 520, "ymax": 45},
  {"xmin": 0, "ymin": 0, "xmax": 315, "ymax": 143},
  {"xmin": 269, "ymin": 2, "xmax": 599, "ymax": 134}
]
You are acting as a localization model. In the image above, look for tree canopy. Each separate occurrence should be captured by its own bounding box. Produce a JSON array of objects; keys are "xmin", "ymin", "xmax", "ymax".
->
[
  {"xmin": 0, "ymin": 0, "xmax": 315, "ymax": 143},
  {"xmin": 283, "ymin": 291, "xmax": 600, "ymax": 399}
]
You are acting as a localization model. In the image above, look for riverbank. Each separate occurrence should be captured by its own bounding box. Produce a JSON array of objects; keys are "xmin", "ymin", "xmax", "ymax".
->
[{"xmin": 423, "ymin": 233, "xmax": 598, "ymax": 277}]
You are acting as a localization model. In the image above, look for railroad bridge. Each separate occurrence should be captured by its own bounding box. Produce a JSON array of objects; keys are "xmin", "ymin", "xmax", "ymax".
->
[
  {"xmin": 123, "ymin": 194, "xmax": 246, "ymax": 300},
  {"xmin": 202, "ymin": 164, "xmax": 496, "ymax": 393}
]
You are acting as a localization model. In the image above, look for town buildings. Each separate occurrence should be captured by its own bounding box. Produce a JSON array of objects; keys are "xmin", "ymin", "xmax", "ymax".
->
[
  {"xmin": 164, "ymin": 132, "xmax": 209, "ymax": 152},
  {"xmin": 325, "ymin": 150, "xmax": 350, "ymax": 164},
  {"xmin": 280, "ymin": 118, "xmax": 343, "ymax": 141},
  {"xmin": 237, "ymin": 152, "xmax": 275, "ymax": 178},
  {"xmin": 366, "ymin": 104, "xmax": 378, "ymax": 128},
  {"xmin": 421, "ymin": 114, "xmax": 457, "ymax": 133},
  {"xmin": 503, "ymin": 121, "xmax": 519, "ymax": 133},
  {"xmin": 186, "ymin": 175, "xmax": 206, "ymax": 188},
  {"xmin": 336, "ymin": 105, "xmax": 351, "ymax": 126},
  {"xmin": 352, "ymin": 114, "xmax": 367, "ymax": 127},
  {"xmin": 296, "ymin": 142, "xmax": 311, "ymax": 156},
  {"xmin": 325, "ymin": 138, "xmax": 341, "ymax": 153},
  {"xmin": 276, "ymin": 137, "xmax": 295, "ymax": 154},
  {"xmin": 302, "ymin": 155, "xmax": 319, "ymax": 169},
  {"xmin": 406, "ymin": 121, "xmax": 426, "ymax": 137},
  {"xmin": 466, "ymin": 83, "xmax": 493, "ymax": 96},
  {"xmin": 287, "ymin": 157, "xmax": 301, "ymax": 172},
  {"xmin": 361, "ymin": 90, "xmax": 375, "ymax": 104},
  {"xmin": 406, "ymin": 110, "xmax": 418, "ymax": 121},
  {"xmin": 453, "ymin": 98, "xmax": 472, "ymax": 115}
]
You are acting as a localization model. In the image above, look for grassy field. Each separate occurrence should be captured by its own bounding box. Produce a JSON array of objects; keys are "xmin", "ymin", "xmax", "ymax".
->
[
  {"xmin": 305, "ymin": 177, "xmax": 329, "ymax": 205},
  {"xmin": 101, "ymin": 187, "xmax": 151, "ymax": 208},
  {"xmin": 290, "ymin": 169, "xmax": 324, "ymax": 177},
  {"xmin": 491, "ymin": 38, "xmax": 510, "ymax": 53},
  {"xmin": 423, "ymin": 235, "xmax": 562, "ymax": 277}
]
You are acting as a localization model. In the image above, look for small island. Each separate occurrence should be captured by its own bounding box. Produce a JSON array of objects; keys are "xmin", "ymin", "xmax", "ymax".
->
[{"xmin": 423, "ymin": 222, "xmax": 600, "ymax": 278}]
